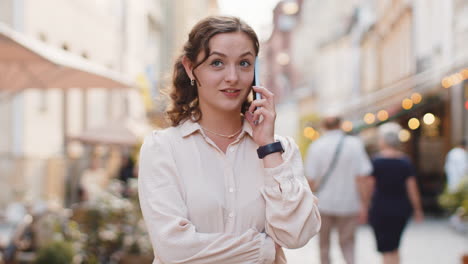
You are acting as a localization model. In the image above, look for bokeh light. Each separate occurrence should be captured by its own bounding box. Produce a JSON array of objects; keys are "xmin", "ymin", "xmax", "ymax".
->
[
  {"xmin": 402, "ymin": 98, "xmax": 413, "ymax": 110},
  {"xmin": 423, "ymin": 113, "xmax": 435, "ymax": 125},
  {"xmin": 364, "ymin": 113, "xmax": 376, "ymax": 124},
  {"xmin": 342, "ymin": 121, "xmax": 353, "ymax": 132},
  {"xmin": 408, "ymin": 118, "xmax": 420, "ymax": 130},
  {"xmin": 377, "ymin": 110, "xmax": 389, "ymax": 121},
  {"xmin": 461, "ymin": 69, "xmax": 468, "ymax": 79},
  {"xmin": 399, "ymin": 129, "xmax": 411, "ymax": 142},
  {"xmin": 442, "ymin": 77, "xmax": 452, "ymax": 88},
  {"xmin": 411, "ymin": 93, "xmax": 422, "ymax": 104},
  {"xmin": 304, "ymin": 126, "xmax": 316, "ymax": 139}
]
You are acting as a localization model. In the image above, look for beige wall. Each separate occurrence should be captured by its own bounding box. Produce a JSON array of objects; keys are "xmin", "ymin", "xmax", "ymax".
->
[
  {"xmin": 0, "ymin": 0, "xmax": 14, "ymax": 25},
  {"xmin": 24, "ymin": 0, "xmax": 122, "ymax": 69},
  {"xmin": 361, "ymin": 34, "xmax": 379, "ymax": 93},
  {"xmin": 66, "ymin": 88, "xmax": 84, "ymax": 137},
  {"xmin": 378, "ymin": 9, "xmax": 413, "ymax": 87},
  {"xmin": 291, "ymin": 0, "xmax": 365, "ymax": 114},
  {"xmin": 22, "ymin": 89, "xmax": 63, "ymax": 157},
  {"xmin": 0, "ymin": 98, "xmax": 12, "ymax": 154}
]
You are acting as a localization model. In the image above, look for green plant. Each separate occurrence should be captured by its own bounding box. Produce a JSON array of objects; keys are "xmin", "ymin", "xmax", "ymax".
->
[
  {"xmin": 69, "ymin": 179, "xmax": 152, "ymax": 262},
  {"xmin": 35, "ymin": 241, "xmax": 74, "ymax": 264},
  {"xmin": 438, "ymin": 177, "xmax": 468, "ymax": 218}
]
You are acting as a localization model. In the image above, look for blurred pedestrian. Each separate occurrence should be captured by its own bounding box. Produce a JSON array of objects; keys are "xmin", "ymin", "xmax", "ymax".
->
[
  {"xmin": 80, "ymin": 156, "xmax": 106, "ymax": 202},
  {"xmin": 365, "ymin": 122, "xmax": 424, "ymax": 264},
  {"xmin": 118, "ymin": 155, "xmax": 135, "ymax": 197},
  {"xmin": 305, "ymin": 115, "xmax": 372, "ymax": 264},
  {"xmin": 137, "ymin": 16, "xmax": 321, "ymax": 264},
  {"xmin": 444, "ymin": 140, "xmax": 467, "ymax": 193}
]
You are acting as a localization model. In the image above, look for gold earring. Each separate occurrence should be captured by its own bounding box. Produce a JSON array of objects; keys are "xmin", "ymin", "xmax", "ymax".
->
[{"xmin": 190, "ymin": 79, "xmax": 195, "ymax": 86}]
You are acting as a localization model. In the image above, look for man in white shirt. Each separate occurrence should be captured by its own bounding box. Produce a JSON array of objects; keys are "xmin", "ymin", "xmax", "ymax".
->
[
  {"xmin": 444, "ymin": 140, "xmax": 467, "ymax": 193},
  {"xmin": 305, "ymin": 116, "xmax": 372, "ymax": 264}
]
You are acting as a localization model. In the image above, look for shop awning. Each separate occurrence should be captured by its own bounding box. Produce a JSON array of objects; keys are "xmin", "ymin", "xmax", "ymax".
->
[
  {"xmin": 0, "ymin": 23, "xmax": 132, "ymax": 93},
  {"xmin": 68, "ymin": 118, "xmax": 153, "ymax": 146}
]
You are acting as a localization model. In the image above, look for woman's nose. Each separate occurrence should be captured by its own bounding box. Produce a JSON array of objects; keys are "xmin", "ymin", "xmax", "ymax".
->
[{"xmin": 224, "ymin": 65, "xmax": 239, "ymax": 83}]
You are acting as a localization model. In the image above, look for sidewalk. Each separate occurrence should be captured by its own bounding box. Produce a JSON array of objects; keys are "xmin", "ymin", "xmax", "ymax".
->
[{"xmin": 284, "ymin": 217, "xmax": 468, "ymax": 264}]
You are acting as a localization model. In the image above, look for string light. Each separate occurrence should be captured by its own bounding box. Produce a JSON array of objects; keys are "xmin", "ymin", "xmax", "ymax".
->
[
  {"xmin": 408, "ymin": 118, "xmax": 420, "ymax": 130},
  {"xmin": 411, "ymin": 93, "xmax": 422, "ymax": 104},
  {"xmin": 342, "ymin": 121, "xmax": 353, "ymax": 132},
  {"xmin": 364, "ymin": 113, "xmax": 376, "ymax": 124},
  {"xmin": 402, "ymin": 98, "xmax": 413, "ymax": 110},
  {"xmin": 423, "ymin": 113, "xmax": 435, "ymax": 125},
  {"xmin": 304, "ymin": 127, "xmax": 316, "ymax": 139},
  {"xmin": 377, "ymin": 110, "xmax": 389, "ymax": 121},
  {"xmin": 399, "ymin": 129, "xmax": 411, "ymax": 142},
  {"xmin": 442, "ymin": 77, "xmax": 452, "ymax": 88}
]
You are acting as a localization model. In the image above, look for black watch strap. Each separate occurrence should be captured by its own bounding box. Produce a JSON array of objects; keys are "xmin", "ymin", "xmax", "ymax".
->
[{"xmin": 257, "ymin": 141, "xmax": 284, "ymax": 159}]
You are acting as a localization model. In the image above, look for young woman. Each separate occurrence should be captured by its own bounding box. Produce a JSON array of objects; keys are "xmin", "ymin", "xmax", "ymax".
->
[
  {"xmin": 366, "ymin": 122, "xmax": 424, "ymax": 264},
  {"xmin": 138, "ymin": 16, "xmax": 321, "ymax": 263}
]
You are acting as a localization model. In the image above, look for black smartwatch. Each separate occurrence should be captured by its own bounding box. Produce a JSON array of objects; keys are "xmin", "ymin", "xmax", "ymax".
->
[{"xmin": 257, "ymin": 141, "xmax": 284, "ymax": 159}]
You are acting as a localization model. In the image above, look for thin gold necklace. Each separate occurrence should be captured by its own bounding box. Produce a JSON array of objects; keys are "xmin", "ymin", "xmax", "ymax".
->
[{"xmin": 199, "ymin": 125, "xmax": 243, "ymax": 139}]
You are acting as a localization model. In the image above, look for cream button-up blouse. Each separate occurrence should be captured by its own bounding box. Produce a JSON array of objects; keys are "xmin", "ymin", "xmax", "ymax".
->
[{"xmin": 138, "ymin": 119, "xmax": 321, "ymax": 264}]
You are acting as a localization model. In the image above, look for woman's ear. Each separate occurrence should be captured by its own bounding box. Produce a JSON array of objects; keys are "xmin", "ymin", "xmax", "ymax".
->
[{"xmin": 182, "ymin": 56, "xmax": 195, "ymax": 81}]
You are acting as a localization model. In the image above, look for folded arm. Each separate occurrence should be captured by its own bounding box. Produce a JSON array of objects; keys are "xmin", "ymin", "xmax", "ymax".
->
[{"xmin": 260, "ymin": 136, "xmax": 321, "ymax": 249}]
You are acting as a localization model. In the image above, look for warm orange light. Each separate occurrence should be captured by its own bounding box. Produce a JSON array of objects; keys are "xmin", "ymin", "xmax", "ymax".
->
[
  {"xmin": 461, "ymin": 69, "xmax": 468, "ymax": 79},
  {"xmin": 399, "ymin": 129, "xmax": 411, "ymax": 142},
  {"xmin": 411, "ymin": 93, "xmax": 422, "ymax": 104},
  {"xmin": 442, "ymin": 77, "xmax": 452, "ymax": 88},
  {"xmin": 377, "ymin": 110, "xmax": 389, "ymax": 121},
  {"xmin": 304, "ymin": 127, "xmax": 316, "ymax": 139},
  {"xmin": 402, "ymin": 98, "xmax": 413, "ymax": 110},
  {"xmin": 342, "ymin": 121, "xmax": 353, "ymax": 132},
  {"xmin": 364, "ymin": 113, "xmax": 376, "ymax": 124},
  {"xmin": 452, "ymin": 74, "xmax": 464, "ymax": 85},
  {"xmin": 465, "ymin": 100, "xmax": 468, "ymax": 110},
  {"xmin": 313, "ymin": 132, "xmax": 320, "ymax": 140},
  {"xmin": 408, "ymin": 118, "xmax": 420, "ymax": 130}
]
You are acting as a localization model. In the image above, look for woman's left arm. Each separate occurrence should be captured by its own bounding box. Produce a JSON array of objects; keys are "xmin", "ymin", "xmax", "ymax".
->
[{"xmin": 260, "ymin": 136, "xmax": 321, "ymax": 249}]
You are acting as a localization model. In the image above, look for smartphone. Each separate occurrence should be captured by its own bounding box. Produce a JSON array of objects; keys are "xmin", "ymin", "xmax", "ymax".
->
[{"xmin": 253, "ymin": 57, "xmax": 262, "ymax": 100}]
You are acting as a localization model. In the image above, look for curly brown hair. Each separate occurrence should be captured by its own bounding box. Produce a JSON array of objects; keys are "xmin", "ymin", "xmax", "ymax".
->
[{"xmin": 166, "ymin": 16, "xmax": 260, "ymax": 126}]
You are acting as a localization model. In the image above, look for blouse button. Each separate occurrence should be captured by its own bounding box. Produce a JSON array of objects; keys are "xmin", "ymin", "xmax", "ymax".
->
[
  {"xmin": 228, "ymin": 212, "xmax": 235, "ymax": 218},
  {"xmin": 229, "ymin": 188, "xmax": 234, "ymax": 193}
]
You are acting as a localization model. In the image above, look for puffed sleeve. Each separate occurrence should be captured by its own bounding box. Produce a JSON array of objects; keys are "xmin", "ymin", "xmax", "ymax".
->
[
  {"xmin": 260, "ymin": 136, "xmax": 321, "ymax": 249},
  {"xmin": 138, "ymin": 131, "xmax": 276, "ymax": 264}
]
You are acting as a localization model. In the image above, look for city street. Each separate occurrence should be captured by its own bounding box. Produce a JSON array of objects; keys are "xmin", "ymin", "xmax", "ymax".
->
[{"xmin": 284, "ymin": 217, "xmax": 468, "ymax": 264}]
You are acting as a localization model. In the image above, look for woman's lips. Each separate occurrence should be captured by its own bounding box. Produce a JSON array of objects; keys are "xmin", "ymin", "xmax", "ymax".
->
[{"xmin": 220, "ymin": 89, "xmax": 241, "ymax": 97}]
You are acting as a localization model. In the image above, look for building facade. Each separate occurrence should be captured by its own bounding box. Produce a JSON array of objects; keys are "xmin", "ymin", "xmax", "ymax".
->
[
  {"xmin": 0, "ymin": 0, "xmax": 168, "ymax": 207},
  {"xmin": 287, "ymin": 0, "xmax": 468, "ymax": 211}
]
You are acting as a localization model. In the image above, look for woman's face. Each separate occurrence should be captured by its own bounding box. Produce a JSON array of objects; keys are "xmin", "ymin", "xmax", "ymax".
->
[{"xmin": 186, "ymin": 32, "xmax": 256, "ymax": 117}]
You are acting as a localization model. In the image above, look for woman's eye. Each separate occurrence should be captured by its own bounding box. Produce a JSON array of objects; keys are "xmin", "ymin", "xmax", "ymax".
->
[
  {"xmin": 240, "ymin": 60, "xmax": 251, "ymax": 67},
  {"xmin": 210, "ymin": 60, "xmax": 223, "ymax": 67}
]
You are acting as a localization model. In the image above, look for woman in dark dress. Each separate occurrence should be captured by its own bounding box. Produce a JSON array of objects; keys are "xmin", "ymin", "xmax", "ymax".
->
[{"xmin": 366, "ymin": 122, "xmax": 424, "ymax": 264}]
